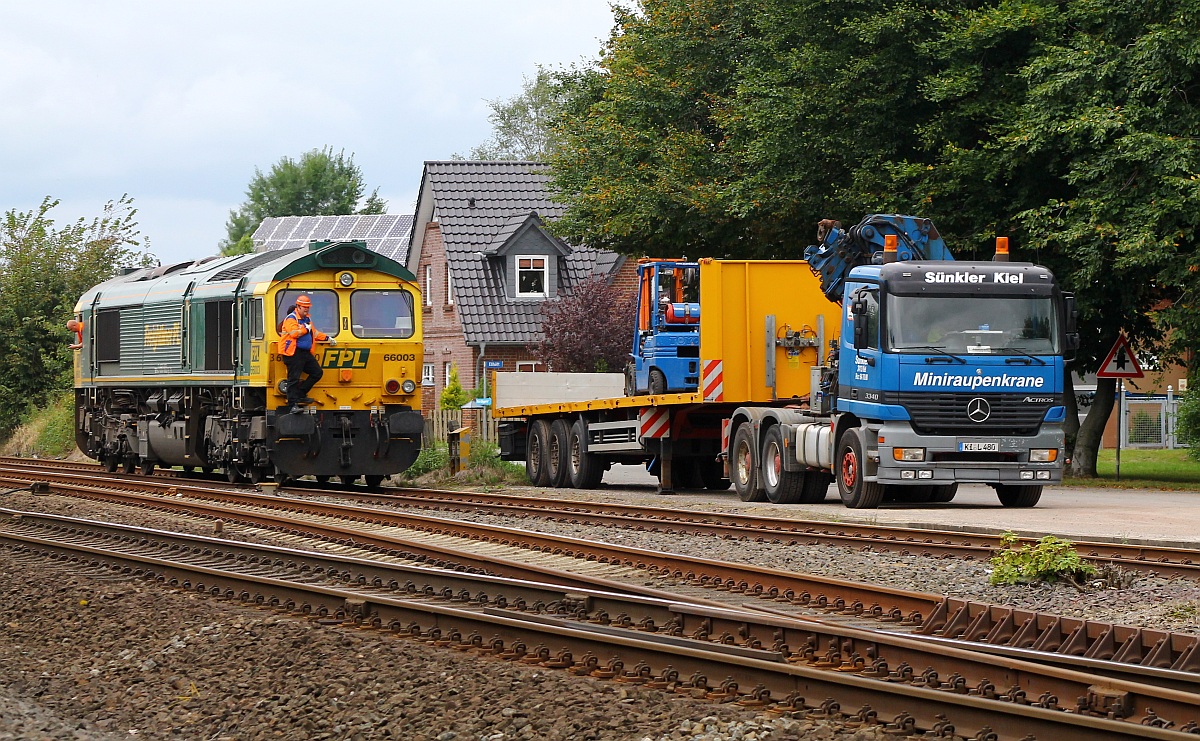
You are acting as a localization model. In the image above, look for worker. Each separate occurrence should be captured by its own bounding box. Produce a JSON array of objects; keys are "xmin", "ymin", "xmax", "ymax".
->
[
  {"xmin": 279, "ymin": 295, "xmax": 335, "ymax": 412},
  {"xmin": 67, "ymin": 318, "xmax": 84, "ymax": 350}
]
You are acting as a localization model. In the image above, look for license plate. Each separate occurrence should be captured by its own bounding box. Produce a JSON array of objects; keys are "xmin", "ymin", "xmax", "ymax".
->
[{"xmin": 960, "ymin": 442, "xmax": 999, "ymax": 452}]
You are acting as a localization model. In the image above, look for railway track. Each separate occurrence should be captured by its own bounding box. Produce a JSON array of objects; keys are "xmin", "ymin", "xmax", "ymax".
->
[
  {"xmin": 10, "ymin": 457, "xmax": 1199, "ymax": 580},
  {"xmin": 4, "ymin": 461, "xmax": 1200, "ymax": 681},
  {"xmin": 4, "ymin": 507, "xmax": 1200, "ymax": 740}
]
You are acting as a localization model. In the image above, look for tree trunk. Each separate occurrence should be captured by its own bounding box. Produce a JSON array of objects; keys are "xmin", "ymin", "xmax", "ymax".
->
[
  {"xmin": 1062, "ymin": 372, "xmax": 1079, "ymax": 458},
  {"xmin": 1071, "ymin": 377, "xmax": 1116, "ymax": 477}
]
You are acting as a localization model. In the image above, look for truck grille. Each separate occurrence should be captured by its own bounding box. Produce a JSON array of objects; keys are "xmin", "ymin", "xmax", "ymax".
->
[{"xmin": 895, "ymin": 392, "xmax": 1060, "ymax": 436}]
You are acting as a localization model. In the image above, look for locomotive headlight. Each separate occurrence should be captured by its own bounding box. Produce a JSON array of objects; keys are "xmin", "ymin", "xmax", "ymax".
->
[
  {"xmin": 338, "ymin": 271, "xmax": 355, "ymax": 287},
  {"xmin": 385, "ymin": 379, "xmax": 401, "ymax": 395},
  {"xmin": 401, "ymin": 379, "xmax": 417, "ymax": 394}
]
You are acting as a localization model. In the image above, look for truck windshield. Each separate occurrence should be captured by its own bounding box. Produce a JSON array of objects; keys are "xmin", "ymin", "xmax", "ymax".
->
[{"xmin": 887, "ymin": 295, "xmax": 1059, "ymax": 355}]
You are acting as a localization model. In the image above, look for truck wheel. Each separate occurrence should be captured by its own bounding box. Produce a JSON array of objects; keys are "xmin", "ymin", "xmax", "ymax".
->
[
  {"xmin": 799, "ymin": 472, "xmax": 832, "ymax": 503},
  {"xmin": 568, "ymin": 418, "xmax": 604, "ymax": 489},
  {"xmin": 649, "ymin": 369, "xmax": 667, "ymax": 395},
  {"xmin": 836, "ymin": 429, "xmax": 883, "ymax": 509},
  {"xmin": 928, "ymin": 483, "xmax": 958, "ymax": 502},
  {"xmin": 995, "ymin": 484, "xmax": 1041, "ymax": 507},
  {"xmin": 731, "ymin": 426, "xmax": 766, "ymax": 502},
  {"xmin": 547, "ymin": 419, "xmax": 571, "ymax": 488},
  {"xmin": 526, "ymin": 420, "xmax": 552, "ymax": 486},
  {"xmin": 698, "ymin": 458, "xmax": 730, "ymax": 490},
  {"xmin": 761, "ymin": 426, "xmax": 805, "ymax": 504}
]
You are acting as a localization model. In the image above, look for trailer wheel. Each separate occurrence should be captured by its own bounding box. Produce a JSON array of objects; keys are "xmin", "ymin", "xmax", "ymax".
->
[
  {"xmin": 760, "ymin": 426, "xmax": 805, "ymax": 504},
  {"xmin": 546, "ymin": 419, "xmax": 571, "ymax": 488},
  {"xmin": 836, "ymin": 429, "xmax": 883, "ymax": 509},
  {"xmin": 526, "ymin": 419, "xmax": 552, "ymax": 486},
  {"xmin": 731, "ymin": 426, "xmax": 766, "ymax": 502},
  {"xmin": 568, "ymin": 419, "xmax": 604, "ymax": 489},
  {"xmin": 799, "ymin": 471, "xmax": 832, "ymax": 503},
  {"xmin": 994, "ymin": 484, "xmax": 1041, "ymax": 507},
  {"xmin": 928, "ymin": 483, "xmax": 958, "ymax": 502},
  {"xmin": 698, "ymin": 458, "xmax": 730, "ymax": 490}
]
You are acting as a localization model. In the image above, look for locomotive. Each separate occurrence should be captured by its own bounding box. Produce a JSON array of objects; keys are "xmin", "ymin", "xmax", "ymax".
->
[{"xmin": 73, "ymin": 240, "xmax": 425, "ymax": 485}]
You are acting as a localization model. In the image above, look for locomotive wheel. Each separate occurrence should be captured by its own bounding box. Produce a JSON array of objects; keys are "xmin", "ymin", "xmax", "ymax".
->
[
  {"xmin": 731, "ymin": 426, "xmax": 765, "ymax": 502},
  {"xmin": 836, "ymin": 429, "xmax": 884, "ymax": 509},
  {"xmin": 182, "ymin": 466, "xmax": 195, "ymax": 474},
  {"xmin": 365, "ymin": 475, "xmax": 385, "ymax": 490},
  {"xmin": 138, "ymin": 460, "xmax": 155, "ymax": 476},
  {"xmin": 340, "ymin": 475, "xmax": 359, "ymax": 486},
  {"xmin": 274, "ymin": 467, "xmax": 292, "ymax": 486},
  {"xmin": 122, "ymin": 457, "xmax": 137, "ymax": 475},
  {"xmin": 314, "ymin": 475, "xmax": 330, "ymax": 484},
  {"xmin": 225, "ymin": 465, "xmax": 240, "ymax": 484},
  {"xmin": 546, "ymin": 419, "xmax": 571, "ymax": 488},
  {"xmin": 248, "ymin": 466, "xmax": 266, "ymax": 485},
  {"xmin": 104, "ymin": 456, "xmax": 119, "ymax": 473}
]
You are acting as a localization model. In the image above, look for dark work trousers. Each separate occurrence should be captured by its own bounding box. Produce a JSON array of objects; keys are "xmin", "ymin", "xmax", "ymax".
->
[{"xmin": 283, "ymin": 350, "xmax": 323, "ymax": 405}]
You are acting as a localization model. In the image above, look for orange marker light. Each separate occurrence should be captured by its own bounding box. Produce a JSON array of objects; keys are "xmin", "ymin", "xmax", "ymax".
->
[
  {"xmin": 339, "ymin": 369, "xmax": 353, "ymax": 383},
  {"xmin": 883, "ymin": 234, "xmax": 898, "ymax": 264},
  {"xmin": 995, "ymin": 236, "xmax": 1010, "ymax": 262}
]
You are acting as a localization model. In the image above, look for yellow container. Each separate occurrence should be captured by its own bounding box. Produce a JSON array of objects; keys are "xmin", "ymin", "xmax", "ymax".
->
[{"xmin": 698, "ymin": 259, "xmax": 842, "ymax": 403}]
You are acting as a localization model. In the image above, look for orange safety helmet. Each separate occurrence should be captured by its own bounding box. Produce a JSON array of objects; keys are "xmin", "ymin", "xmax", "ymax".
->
[{"xmin": 295, "ymin": 295, "xmax": 312, "ymax": 307}]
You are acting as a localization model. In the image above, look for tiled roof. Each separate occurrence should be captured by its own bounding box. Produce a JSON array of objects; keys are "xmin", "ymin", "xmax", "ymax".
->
[
  {"xmin": 415, "ymin": 160, "xmax": 624, "ymax": 346},
  {"xmin": 253, "ymin": 214, "xmax": 414, "ymax": 263}
]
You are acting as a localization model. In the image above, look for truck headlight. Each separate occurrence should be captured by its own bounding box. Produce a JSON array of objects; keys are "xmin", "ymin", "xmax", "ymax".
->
[
  {"xmin": 1029, "ymin": 449, "xmax": 1057, "ymax": 462},
  {"xmin": 893, "ymin": 447, "xmax": 925, "ymax": 461}
]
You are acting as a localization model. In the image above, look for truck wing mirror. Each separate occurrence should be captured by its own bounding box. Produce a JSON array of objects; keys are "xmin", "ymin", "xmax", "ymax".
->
[
  {"xmin": 1062, "ymin": 293, "xmax": 1080, "ymax": 361},
  {"xmin": 853, "ymin": 316, "xmax": 867, "ymax": 350}
]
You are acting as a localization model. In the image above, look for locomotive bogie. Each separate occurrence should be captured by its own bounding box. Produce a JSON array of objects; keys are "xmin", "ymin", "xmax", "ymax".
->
[{"xmin": 73, "ymin": 241, "xmax": 425, "ymax": 483}]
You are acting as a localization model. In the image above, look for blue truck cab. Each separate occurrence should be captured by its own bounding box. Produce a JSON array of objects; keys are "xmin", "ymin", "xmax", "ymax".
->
[{"xmin": 838, "ymin": 261, "xmax": 1072, "ymax": 503}]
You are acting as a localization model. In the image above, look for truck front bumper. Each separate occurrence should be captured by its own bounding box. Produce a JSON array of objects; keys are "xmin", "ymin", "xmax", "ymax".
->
[{"xmin": 871, "ymin": 421, "xmax": 1064, "ymax": 485}]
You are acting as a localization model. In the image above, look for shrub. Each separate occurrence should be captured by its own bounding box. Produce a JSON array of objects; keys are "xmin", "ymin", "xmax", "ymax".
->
[
  {"xmin": 1178, "ymin": 386, "xmax": 1200, "ymax": 461},
  {"xmin": 989, "ymin": 532, "xmax": 1097, "ymax": 586},
  {"xmin": 404, "ymin": 442, "xmax": 449, "ymax": 478}
]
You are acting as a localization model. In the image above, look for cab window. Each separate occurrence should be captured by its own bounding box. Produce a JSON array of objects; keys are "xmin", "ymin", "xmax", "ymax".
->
[
  {"xmin": 275, "ymin": 290, "xmax": 339, "ymax": 338},
  {"xmin": 351, "ymin": 290, "xmax": 415, "ymax": 338}
]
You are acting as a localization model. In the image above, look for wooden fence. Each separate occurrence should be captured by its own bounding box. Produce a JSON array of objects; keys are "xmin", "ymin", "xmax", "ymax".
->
[{"xmin": 424, "ymin": 408, "xmax": 499, "ymax": 448}]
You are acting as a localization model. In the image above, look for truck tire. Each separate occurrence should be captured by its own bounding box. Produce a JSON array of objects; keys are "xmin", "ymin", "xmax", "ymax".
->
[
  {"xmin": 649, "ymin": 369, "xmax": 667, "ymax": 395},
  {"xmin": 698, "ymin": 458, "xmax": 730, "ymax": 490},
  {"xmin": 526, "ymin": 419, "xmax": 552, "ymax": 486},
  {"xmin": 995, "ymin": 484, "xmax": 1041, "ymax": 507},
  {"xmin": 547, "ymin": 419, "xmax": 571, "ymax": 488},
  {"xmin": 731, "ymin": 425, "xmax": 766, "ymax": 502},
  {"xmin": 761, "ymin": 426, "xmax": 805, "ymax": 504},
  {"xmin": 836, "ymin": 429, "xmax": 884, "ymax": 509},
  {"xmin": 799, "ymin": 471, "xmax": 832, "ymax": 503},
  {"xmin": 568, "ymin": 418, "xmax": 604, "ymax": 489},
  {"xmin": 928, "ymin": 483, "xmax": 958, "ymax": 502}
]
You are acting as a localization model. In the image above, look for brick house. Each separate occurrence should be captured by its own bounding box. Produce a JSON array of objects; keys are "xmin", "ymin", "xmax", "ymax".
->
[{"xmin": 405, "ymin": 160, "xmax": 636, "ymax": 413}]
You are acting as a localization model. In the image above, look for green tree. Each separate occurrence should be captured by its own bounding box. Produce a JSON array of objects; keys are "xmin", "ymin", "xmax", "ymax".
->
[
  {"xmin": 530, "ymin": 275, "xmax": 636, "ymax": 372},
  {"xmin": 439, "ymin": 364, "xmax": 469, "ymax": 410},
  {"xmin": 221, "ymin": 147, "xmax": 387, "ymax": 255},
  {"xmin": 550, "ymin": 0, "xmax": 1200, "ymax": 475},
  {"xmin": 0, "ymin": 196, "xmax": 151, "ymax": 434},
  {"xmin": 468, "ymin": 67, "xmax": 566, "ymax": 161}
]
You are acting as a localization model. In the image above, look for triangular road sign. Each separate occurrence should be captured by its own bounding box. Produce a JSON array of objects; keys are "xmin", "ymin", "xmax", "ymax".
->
[{"xmin": 1096, "ymin": 334, "xmax": 1144, "ymax": 378}]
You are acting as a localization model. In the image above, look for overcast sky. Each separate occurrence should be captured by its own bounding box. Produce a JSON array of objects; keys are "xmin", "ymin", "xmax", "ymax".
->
[{"xmin": 0, "ymin": 2, "xmax": 617, "ymax": 265}]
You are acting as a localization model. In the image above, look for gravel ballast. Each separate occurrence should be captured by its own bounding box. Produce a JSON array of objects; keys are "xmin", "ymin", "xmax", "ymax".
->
[{"xmin": 2, "ymin": 482, "xmax": 1199, "ymax": 739}]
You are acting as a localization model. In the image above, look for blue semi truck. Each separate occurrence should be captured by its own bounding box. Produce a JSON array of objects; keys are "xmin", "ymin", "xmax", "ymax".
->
[{"xmin": 624, "ymin": 215, "xmax": 1078, "ymax": 508}]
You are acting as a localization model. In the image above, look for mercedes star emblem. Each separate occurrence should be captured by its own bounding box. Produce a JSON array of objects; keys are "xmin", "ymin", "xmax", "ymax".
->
[{"xmin": 967, "ymin": 397, "xmax": 992, "ymax": 423}]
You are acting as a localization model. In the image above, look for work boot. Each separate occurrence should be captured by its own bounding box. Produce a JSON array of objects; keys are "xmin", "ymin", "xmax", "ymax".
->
[{"xmin": 298, "ymin": 396, "xmax": 317, "ymax": 404}]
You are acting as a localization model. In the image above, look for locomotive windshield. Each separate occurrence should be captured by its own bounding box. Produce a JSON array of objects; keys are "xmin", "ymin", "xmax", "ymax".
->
[
  {"xmin": 350, "ymin": 290, "xmax": 415, "ymax": 338},
  {"xmin": 276, "ymin": 290, "xmax": 339, "ymax": 337},
  {"xmin": 887, "ymin": 295, "xmax": 1059, "ymax": 355}
]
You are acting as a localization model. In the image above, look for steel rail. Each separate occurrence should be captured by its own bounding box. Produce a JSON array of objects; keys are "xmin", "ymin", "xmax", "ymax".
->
[{"xmin": 4, "ymin": 512, "xmax": 1200, "ymax": 739}]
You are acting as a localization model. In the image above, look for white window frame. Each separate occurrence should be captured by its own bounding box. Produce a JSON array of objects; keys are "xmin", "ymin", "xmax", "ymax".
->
[
  {"xmin": 444, "ymin": 361, "xmax": 453, "ymax": 386},
  {"xmin": 446, "ymin": 268, "xmax": 454, "ymax": 306},
  {"xmin": 422, "ymin": 363, "xmax": 434, "ymax": 386},
  {"xmin": 424, "ymin": 265, "xmax": 432, "ymax": 307},
  {"xmin": 516, "ymin": 361, "xmax": 543, "ymax": 372},
  {"xmin": 515, "ymin": 255, "xmax": 548, "ymax": 298}
]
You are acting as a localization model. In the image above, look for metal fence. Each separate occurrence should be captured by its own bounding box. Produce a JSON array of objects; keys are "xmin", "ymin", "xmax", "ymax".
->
[{"xmin": 1119, "ymin": 388, "xmax": 1186, "ymax": 449}]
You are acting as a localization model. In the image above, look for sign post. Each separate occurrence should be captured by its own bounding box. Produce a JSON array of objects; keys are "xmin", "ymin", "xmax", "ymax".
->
[{"xmin": 1095, "ymin": 334, "xmax": 1144, "ymax": 482}]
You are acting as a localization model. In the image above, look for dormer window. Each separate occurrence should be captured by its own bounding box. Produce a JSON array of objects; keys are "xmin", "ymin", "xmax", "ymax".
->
[{"xmin": 517, "ymin": 256, "xmax": 547, "ymax": 297}]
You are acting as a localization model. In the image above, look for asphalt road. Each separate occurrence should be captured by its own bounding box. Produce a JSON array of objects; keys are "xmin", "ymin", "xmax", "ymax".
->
[{"xmin": 598, "ymin": 464, "xmax": 1200, "ymax": 547}]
